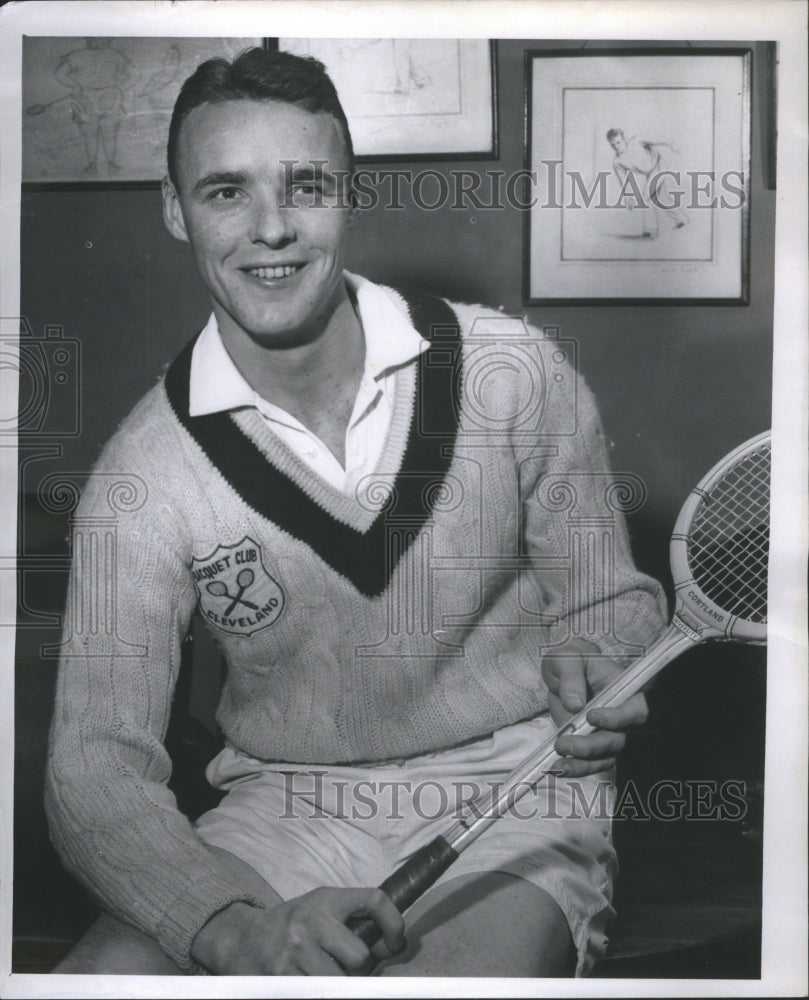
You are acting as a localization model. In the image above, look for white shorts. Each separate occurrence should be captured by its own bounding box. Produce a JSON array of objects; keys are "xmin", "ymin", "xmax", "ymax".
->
[{"xmin": 194, "ymin": 714, "xmax": 617, "ymax": 976}]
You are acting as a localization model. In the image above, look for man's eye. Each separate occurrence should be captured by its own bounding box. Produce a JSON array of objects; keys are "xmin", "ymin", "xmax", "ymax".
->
[
  {"xmin": 210, "ymin": 187, "xmax": 243, "ymax": 201},
  {"xmin": 291, "ymin": 181, "xmax": 319, "ymax": 194}
]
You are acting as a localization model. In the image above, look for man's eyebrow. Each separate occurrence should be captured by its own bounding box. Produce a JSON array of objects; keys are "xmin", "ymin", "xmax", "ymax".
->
[
  {"xmin": 192, "ymin": 170, "xmax": 248, "ymax": 193},
  {"xmin": 286, "ymin": 164, "xmax": 342, "ymax": 184}
]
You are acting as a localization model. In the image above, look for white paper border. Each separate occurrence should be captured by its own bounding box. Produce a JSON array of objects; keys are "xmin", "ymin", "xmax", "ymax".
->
[{"xmin": 1, "ymin": 2, "xmax": 806, "ymax": 998}]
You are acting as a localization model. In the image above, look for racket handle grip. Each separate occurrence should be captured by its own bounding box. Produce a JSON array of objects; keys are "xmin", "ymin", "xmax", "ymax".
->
[{"xmin": 346, "ymin": 835, "xmax": 459, "ymax": 947}]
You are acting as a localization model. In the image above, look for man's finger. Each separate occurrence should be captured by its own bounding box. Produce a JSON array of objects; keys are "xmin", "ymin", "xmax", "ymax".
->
[
  {"xmin": 298, "ymin": 948, "xmax": 347, "ymax": 976},
  {"xmin": 555, "ymin": 756, "xmax": 617, "ymax": 779},
  {"xmin": 315, "ymin": 921, "xmax": 370, "ymax": 973},
  {"xmin": 579, "ymin": 655, "xmax": 623, "ymax": 693},
  {"xmin": 586, "ymin": 693, "xmax": 649, "ymax": 731},
  {"xmin": 336, "ymin": 888, "xmax": 406, "ymax": 954},
  {"xmin": 542, "ymin": 654, "xmax": 588, "ymax": 712},
  {"xmin": 557, "ymin": 729, "xmax": 626, "ymax": 761}
]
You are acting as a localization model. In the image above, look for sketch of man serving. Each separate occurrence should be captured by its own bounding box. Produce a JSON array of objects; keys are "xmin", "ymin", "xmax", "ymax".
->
[{"xmin": 606, "ymin": 128, "xmax": 689, "ymax": 238}]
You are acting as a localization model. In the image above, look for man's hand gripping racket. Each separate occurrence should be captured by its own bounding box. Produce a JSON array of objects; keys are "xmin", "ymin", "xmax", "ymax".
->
[{"xmin": 347, "ymin": 430, "xmax": 771, "ymax": 955}]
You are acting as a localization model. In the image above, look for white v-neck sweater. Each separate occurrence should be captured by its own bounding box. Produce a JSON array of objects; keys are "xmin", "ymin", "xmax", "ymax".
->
[{"xmin": 45, "ymin": 286, "xmax": 667, "ymax": 969}]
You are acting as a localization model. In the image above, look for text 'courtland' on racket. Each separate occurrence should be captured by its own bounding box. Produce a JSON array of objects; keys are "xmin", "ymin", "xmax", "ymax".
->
[{"xmin": 346, "ymin": 430, "xmax": 771, "ymax": 954}]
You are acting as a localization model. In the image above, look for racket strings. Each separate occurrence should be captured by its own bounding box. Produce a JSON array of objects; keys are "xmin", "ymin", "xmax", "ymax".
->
[{"xmin": 687, "ymin": 444, "xmax": 770, "ymax": 623}]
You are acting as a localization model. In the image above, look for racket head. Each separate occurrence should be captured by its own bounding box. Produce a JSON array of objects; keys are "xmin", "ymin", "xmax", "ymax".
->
[
  {"xmin": 670, "ymin": 430, "xmax": 770, "ymax": 643},
  {"xmin": 206, "ymin": 580, "xmax": 227, "ymax": 596}
]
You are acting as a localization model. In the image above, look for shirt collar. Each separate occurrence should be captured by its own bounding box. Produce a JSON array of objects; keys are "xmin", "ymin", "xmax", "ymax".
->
[{"xmin": 188, "ymin": 271, "xmax": 428, "ymax": 418}]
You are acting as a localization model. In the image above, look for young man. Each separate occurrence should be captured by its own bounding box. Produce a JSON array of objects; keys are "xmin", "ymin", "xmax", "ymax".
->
[
  {"xmin": 46, "ymin": 49, "xmax": 667, "ymax": 977},
  {"xmin": 606, "ymin": 127, "xmax": 689, "ymax": 237}
]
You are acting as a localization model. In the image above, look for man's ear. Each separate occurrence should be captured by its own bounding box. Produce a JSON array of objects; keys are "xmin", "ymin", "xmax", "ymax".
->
[
  {"xmin": 346, "ymin": 172, "xmax": 360, "ymax": 227},
  {"xmin": 162, "ymin": 176, "xmax": 189, "ymax": 243}
]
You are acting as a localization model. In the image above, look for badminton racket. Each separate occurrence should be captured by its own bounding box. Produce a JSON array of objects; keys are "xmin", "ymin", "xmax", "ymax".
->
[
  {"xmin": 26, "ymin": 95, "xmax": 72, "ymax": 116},
  {"xmin": 205, "ymin": 570, "xmax": 259, "ymax": 613},
  {"xmin": 347, "ymin": 430, "xmax": 771, "ymax": 949}
]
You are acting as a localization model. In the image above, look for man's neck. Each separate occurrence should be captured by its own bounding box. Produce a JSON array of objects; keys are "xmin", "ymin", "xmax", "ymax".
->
[{"xmin": 215, "ymin": 290, "xmax": 365, "ymax": 467}]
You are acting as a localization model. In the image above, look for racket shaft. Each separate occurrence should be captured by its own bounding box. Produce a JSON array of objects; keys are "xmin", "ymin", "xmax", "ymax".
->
[
  {"xmin": 348, "ymin": 623, "xmax": 694, "ymax": 955},
  {"xmin": 445, "ymin": 623, "xmax": 695, "ymax": 853}
]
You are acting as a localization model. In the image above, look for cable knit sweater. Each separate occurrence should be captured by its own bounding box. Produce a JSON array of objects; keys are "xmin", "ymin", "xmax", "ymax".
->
[{"xmin": 45, "ymin": 285, "xmax": 667, "ymax": 969}]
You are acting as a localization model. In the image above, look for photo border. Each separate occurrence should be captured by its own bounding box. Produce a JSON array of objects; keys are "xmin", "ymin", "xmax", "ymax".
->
[{"xmin": 1, "ymin": 3, "xmax": 806, "ymax": 999}]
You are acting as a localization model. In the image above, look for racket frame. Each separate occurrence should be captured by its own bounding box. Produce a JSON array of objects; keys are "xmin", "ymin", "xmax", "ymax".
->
[{"xmin": 669, "ymin": 429, "xmax": 770, "ymax": 646}]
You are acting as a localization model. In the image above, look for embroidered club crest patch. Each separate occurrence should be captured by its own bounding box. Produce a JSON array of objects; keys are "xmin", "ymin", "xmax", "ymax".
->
[{"xmin": 191, "ymin": 536, "xmax": 285, "ymax": 636}]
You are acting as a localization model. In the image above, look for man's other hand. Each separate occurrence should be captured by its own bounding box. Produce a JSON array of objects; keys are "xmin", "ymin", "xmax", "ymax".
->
[
  {"xmin": 191, "ymin": 887, "xmax": 405, "ymax": 975},
  {"xmin": 542, "ymin": 638, "xmax": 649, "ymax": 778}
]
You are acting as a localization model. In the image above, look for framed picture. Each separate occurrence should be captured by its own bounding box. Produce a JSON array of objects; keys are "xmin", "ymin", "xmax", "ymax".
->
[
  {"xmin": 21, "ymin": 36, "xmax": 262, "ymax": 185},
  {"xmin": 276, "ymin": 38, "xmax": 497, "ymax": 159},
  {"xmin": 524, "ymin": 49, "xmax": 752, "ymax": 304}
]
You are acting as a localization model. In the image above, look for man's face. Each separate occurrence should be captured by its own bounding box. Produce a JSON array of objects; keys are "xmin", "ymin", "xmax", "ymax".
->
[
  {"xmin": 163, "ymin": 98, "xmax": 353, "ymax": 348},
  {"xmin": 609, "ymin": 134, "xmax": 627, "ymax": 155}
]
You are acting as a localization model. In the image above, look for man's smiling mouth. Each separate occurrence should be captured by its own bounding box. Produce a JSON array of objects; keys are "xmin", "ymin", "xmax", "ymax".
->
[{"xmin": 244, "ymin": 264, "xmax": 304, "ymax": 280}]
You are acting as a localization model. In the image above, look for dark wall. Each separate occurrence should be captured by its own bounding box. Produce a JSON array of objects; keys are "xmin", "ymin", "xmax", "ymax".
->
[{"xmin": 20, "ymin": 39, "xmax": 774, "ymax": 561}]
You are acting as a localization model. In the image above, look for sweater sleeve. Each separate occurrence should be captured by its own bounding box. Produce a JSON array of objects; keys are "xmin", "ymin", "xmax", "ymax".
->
[
  {"xmin": 44, "ymin": 444, "xmax": 263, "ymax": 971},
  {"xmin": 519, "ymin": 339, "xmax": 669, "ymax": 665}
]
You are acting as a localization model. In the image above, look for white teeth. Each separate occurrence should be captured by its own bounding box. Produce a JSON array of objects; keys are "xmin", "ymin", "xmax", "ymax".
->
[{"xmin": 249, "ymin": 265, "xmax": 300, "ymax": 279}]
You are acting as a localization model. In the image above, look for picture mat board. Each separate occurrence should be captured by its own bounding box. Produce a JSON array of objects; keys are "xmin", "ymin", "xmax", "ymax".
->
[{"xmin": 527, "ymin": 51, "xmax": 750, "ymax": 302}]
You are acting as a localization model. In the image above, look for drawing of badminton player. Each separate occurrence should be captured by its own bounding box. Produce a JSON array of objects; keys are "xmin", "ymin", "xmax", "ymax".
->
[
  {"xmin": 53, "ymin": 38, "xmax": 141, "ymax": 175},
  {"xmin": 606, "ymin": 128, "xmax": 689, "ymax": 238}
]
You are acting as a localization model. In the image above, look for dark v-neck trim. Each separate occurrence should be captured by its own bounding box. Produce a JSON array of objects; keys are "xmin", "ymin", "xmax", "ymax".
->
[{"xmin": 164, "ymin": 288, "xmax": 463, "ymax": 597}]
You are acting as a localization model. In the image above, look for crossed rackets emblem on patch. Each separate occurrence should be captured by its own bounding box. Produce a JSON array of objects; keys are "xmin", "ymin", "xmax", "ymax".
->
[{"xmin": 191, "ymin": 536, "xmax": 285, "ymax": 636}]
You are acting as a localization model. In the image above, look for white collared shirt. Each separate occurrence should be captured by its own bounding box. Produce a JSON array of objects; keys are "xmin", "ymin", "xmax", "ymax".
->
[{"xmin": 188, "ymin": 272, "xmax": 429, "ymax": 495}]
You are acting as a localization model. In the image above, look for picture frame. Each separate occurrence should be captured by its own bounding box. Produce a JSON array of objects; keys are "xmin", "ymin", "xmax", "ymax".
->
[
  {"xmin": 21, "ymin": 36, "xmax": 264, "ymax": 186},
  {"xmin": 765, "ymin": 41, "xmax": 778, "ymax": 191},
  {"xmin": 524, "ymin": 48, "xmax": 752, "ymax": 305},
  {"xmin": 275, "ymin": 38, "xmax": 498, "ymax": 160}
]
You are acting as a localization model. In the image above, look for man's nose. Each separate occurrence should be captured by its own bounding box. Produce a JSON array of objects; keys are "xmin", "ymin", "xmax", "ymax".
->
[{"xmin": 249, "ymin": 191, "xmax": 294, "ymax": 246}]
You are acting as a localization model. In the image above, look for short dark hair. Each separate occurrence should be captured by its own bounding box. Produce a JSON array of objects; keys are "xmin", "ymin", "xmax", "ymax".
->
[
  {"xmin": 606, "ymin": 128, "xmax": 624, "ymax": 142},
  {"xmin": 167, "ymin": 47, "xmax": 354, "ymax": 188}
]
